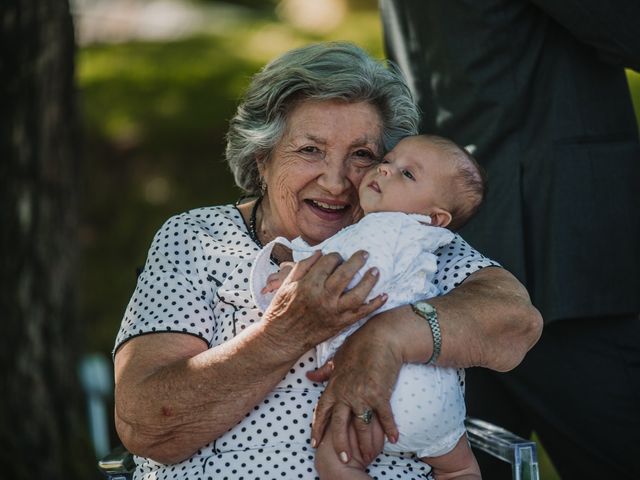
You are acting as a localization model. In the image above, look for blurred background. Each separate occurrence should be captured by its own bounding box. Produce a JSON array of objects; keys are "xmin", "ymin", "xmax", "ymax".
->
[
  {"xmin": 73, "ymin": 0, "xmax": 385, "ymax": 362},
  {"xmin": 3, "ymin": 0, "xmax": 639, "ymax": 478}
]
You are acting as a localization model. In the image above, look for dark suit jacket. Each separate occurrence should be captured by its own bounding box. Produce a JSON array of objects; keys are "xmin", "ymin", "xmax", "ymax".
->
[{"xmin": 382, "ymin": 0, "xmax": 640, "ymax": 323}]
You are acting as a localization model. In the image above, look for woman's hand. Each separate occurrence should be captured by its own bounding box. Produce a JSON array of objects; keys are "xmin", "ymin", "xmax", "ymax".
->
[
  {"xmin": 263, "ymin": 250, "xmax": 388, "ymax": 352},
  {"xmin": 307, "ymin": 266, "xmax": 543, "ymax": 464},
  {"xmin": 307, "ymin": 312, "xmax": 404, "ymax": 464}
]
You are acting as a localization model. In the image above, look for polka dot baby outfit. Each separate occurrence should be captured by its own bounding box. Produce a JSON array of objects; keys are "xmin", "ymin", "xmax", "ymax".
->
[
  {"xmin": 115, "ymin": 205, "xmax": 498, "ymax": 479},
  {"xmin": 251, "ymin": 212, "xmax": 492, "ymax": 458}
]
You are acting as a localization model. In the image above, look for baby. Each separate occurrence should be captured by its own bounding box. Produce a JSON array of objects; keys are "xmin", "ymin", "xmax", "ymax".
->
[{"xmin": 250, "ymin": 134, "xmax": 485, "ymax": 479}]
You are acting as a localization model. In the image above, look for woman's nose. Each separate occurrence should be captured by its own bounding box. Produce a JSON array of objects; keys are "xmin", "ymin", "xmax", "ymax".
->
[{"xmin": 317, "ymin": 161, "xmax": 351, "ymax": 195}]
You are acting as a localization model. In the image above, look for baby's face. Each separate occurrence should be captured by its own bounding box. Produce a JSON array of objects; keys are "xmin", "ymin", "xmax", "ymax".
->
[{"xmin": 359, "ymin": 136, "xmax": 452, "ymax": 216}]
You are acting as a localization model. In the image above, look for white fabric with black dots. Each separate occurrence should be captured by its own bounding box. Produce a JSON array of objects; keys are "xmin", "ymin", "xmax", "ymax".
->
[{"xmin": 115, "ymin": 205, "xmax": 499, "ymax": 479}]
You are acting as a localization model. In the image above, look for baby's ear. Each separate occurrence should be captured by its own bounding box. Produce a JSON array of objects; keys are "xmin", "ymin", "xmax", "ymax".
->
[{"xmin": 428, "ymin": 208, "xmax": 452, "ymax": 228}]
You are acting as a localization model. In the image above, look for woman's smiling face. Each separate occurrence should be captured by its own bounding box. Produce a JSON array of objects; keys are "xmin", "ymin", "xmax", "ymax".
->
[{"xmin": 260, "ymin": 99, "xmax": 383, "ymax": 245}]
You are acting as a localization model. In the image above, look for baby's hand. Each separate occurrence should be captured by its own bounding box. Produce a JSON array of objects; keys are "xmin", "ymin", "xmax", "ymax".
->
[{"xmin": 261, "ymin": 262, "xmax": 296, "ymax": 294}]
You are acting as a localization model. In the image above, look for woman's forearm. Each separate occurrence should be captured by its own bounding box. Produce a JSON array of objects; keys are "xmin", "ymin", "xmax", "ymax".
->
[
  {"xmin": 114, "ymin": 322, "xmax": 307, "ymax": 464},
  {"xmin": 434, "ymin": 266, "xmax": 542, "ymax": 371},
  {"xmin": 378, "ymin": 266, "xmax": 542, "ymax": 372},
  {"xmin": 115, "ymin": 250, "xmax": 385, "ymax": 464}
]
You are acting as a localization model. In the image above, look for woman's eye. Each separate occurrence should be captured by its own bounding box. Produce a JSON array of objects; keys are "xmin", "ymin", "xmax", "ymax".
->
[
  {"xmin": 352, "ymin": 150, "xmax": 377, "ymax": 167},
  {"xmin": 300, "ymin": 146, "xmax": 320, "ymax": 154},
  {"xmin": 353, "ymin": 150, "xmax": 376, "ymax": 162},
  {"xmin": 402, "ymin": 169, "xmax": 415, "ymax": 180},
  {"xmin": 354, "ymin": 149, "xmax": 373, "ymax": 158}
]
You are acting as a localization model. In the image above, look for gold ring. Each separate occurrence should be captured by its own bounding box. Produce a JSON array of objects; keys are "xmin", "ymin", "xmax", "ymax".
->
[{"xmin": 355, "ymin": 408, "xmax": 373, "ymax": 424}]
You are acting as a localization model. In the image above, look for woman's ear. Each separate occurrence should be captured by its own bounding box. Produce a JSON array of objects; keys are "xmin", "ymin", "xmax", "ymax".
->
[
  {"xmin": 256, "ymin": 155, "xmax": 270, "ymax": 189},
  {"xmin": 428, "ymin": 207, "xmax": 452, "ymax": 228}
]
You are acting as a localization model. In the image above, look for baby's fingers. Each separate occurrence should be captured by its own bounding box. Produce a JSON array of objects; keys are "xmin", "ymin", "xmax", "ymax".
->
[{"xmin": 262, "ymin": 274, "xmax": 284, "ymax": 294}]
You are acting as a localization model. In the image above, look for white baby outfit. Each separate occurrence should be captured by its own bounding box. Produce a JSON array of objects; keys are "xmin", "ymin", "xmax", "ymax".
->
[{"xmin": 250, "ymin": 211, "xmax": 467, "ymax": 458}]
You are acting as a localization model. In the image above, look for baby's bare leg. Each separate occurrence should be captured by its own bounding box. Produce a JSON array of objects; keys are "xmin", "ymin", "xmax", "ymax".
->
[
  {"xmin": 420, "ymin": 434, "xmax": 481, "ymax": 479},
  {"xmin": 315, "ymin": 422, "xmax": 372, "ymax": 479}
]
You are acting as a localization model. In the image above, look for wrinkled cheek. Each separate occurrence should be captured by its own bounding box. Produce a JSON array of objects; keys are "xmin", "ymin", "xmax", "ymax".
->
[{"xmin": 272, "ymin": 176, "xmax": 302, "ymax": 221}]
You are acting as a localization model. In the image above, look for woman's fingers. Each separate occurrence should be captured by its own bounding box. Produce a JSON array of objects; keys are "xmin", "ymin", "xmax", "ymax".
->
[
  {"xmin": 328, "ymin": 403, "xmax": 354, "ymax": 462},
  {"xmin": 319, "ymin": 250, "xmax": 386, "ymax": 314},
  {"xmin": 351, "ymin": 408, "xmax": 376, "ymax": 463},
  {"xmin": 346, "ymin": 292, "xmax": 388, "ymax": 319},
  {"xmin": 353, "ymin": 415, "xmax": 385, "ymax": 464},
  {"xmin": 371, "ymin": 400, "xmax": 398, "ymax": 446},
  {"xmin": 289, "ymin": 250, "xmax": 322, "ymax": 278},
  {"xmin": 311, "ymin": 386, "xmax": 334, "ymax": 447},
  {"xmin": 323, "ymin": 250, "xmax": 368, "ymax": 294}
]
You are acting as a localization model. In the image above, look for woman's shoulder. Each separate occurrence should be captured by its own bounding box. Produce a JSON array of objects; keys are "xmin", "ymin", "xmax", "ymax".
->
[
  {"xmin": 433, "ymin": 233, "xmax": 501, "ymax": 293},
  {"xmin": 155, "ymin": 204, "xmax": 246, "ymax": 242}
]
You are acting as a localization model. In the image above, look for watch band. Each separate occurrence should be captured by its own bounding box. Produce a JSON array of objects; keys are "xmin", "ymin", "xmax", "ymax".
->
[{"xmin": 411, "ymin": 302, "xmax": 442, "ymax": 365}]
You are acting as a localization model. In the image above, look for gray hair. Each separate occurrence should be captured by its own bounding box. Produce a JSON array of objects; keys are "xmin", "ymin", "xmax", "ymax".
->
[{"xmin": 225, "ymin": 41, "xmax": 420, "ymax": 195}]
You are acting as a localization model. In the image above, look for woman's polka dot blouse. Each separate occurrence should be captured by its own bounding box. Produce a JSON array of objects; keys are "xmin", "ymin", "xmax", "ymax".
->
[{"xmin": 114, "ymin": 204, "xmax": 499, "ymax": 480}]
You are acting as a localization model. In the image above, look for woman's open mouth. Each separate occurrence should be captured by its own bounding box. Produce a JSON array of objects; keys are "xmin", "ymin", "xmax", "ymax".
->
[{"xmin": 305, "ymin": 199, "xmax": 350, "ymax": 220}]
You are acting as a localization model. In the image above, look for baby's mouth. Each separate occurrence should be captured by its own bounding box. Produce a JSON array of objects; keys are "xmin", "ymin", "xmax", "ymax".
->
[{"xmin": 368, "ymin": 181, "xmax": 381, "ymax": 193}]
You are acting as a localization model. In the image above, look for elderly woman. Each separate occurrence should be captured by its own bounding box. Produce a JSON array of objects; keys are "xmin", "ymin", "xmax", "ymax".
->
[{"xmin": 114, "ymin": 42, "xmax": 542, "ymax": 479}]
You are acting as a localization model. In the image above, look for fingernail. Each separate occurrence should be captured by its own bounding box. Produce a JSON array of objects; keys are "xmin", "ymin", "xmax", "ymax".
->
[
  {"xmin": 389, "ymin": 434, "xmax": 398, "ymax": 443},
  {"xmin": 371, "ymin": 267, "xmax": 379, "ymax": 277},
  {"xmin": 340, "ymin": 451, "xmax": 348, "ymax": 463},
  {"xmin": 311, "ymin": 438, "xmax": 317, "ymax": 448},
  {"xmin": 362, "ymin": 251, "xmax": 369, "ymax": 259}
]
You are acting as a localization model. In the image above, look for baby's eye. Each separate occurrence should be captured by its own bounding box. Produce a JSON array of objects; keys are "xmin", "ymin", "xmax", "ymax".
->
[{"xmin": 402, "ymin": 169, "xmax": 415, "ymax": 180}]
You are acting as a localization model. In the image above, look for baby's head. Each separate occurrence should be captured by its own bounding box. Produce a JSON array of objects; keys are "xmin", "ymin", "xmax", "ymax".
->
[{"xmin": 359, "ymin": 134, "xmax": 486, "ymax": 230}]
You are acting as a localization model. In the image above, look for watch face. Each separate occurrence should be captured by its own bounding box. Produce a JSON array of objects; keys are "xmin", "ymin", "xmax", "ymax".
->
[{"xmin": 416, "ymin": 301, "xmax": 436, "ymax": 316}]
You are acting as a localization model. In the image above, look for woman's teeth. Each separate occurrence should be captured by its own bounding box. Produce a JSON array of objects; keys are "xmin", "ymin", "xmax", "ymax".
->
[{"xmin": 310, "ymin": 200, "xmax": 346, "ymax": 211}]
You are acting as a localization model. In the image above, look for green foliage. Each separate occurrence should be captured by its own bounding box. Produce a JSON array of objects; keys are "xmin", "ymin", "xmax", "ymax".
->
[
  {"xmin": 627, "ymin": 70, "xmax": 640, "ymax": 133},
  {"xmin": 77, "ymin": 6, "xmax": 384, "ymax": 354}
]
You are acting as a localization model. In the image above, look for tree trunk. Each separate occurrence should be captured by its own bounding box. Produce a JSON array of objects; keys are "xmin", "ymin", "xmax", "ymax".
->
[{"xmin": 0, "ymin": 0, "xmax": 94, "ymax": 477}]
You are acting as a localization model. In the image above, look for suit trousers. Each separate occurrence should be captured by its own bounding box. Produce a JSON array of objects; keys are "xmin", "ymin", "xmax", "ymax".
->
[{"xmin": 466, "ymin": 314, "xmax": 640, "ymax": 479}]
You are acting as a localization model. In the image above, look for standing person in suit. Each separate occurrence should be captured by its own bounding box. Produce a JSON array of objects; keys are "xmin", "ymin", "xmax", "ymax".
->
[{"xmin": 380, "ymin": 1, "xmax": 640, "ymax": 478}]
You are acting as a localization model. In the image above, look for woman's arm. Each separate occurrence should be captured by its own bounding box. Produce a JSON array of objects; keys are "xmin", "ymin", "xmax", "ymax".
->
[
  {"xmin": 115, "ymin": 326, "xmax": 302, "ymax": 464},
  {"xmin": 402, "ymin": 265, "xmax": 542, "ymax": 370},
  {"xmin": 309, "ymin": 266, "xmax": 542, "ymax": 462},
  {"xmin": 115, "ymin": 251, "xmax": 386, "ymax": 464}
]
